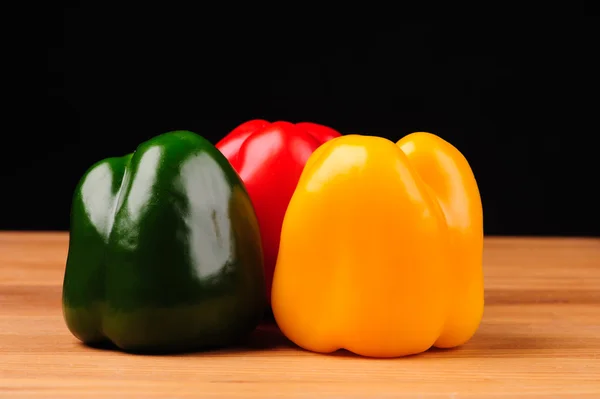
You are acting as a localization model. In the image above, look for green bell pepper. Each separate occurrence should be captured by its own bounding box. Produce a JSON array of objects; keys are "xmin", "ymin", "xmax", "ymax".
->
[{"xmin": 62, "ymin": 130, "xmax": 266, "ymax": 353}]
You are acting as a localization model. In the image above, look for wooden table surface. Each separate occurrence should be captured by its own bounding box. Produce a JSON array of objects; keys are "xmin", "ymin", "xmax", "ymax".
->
[{"xmin": 1, "ymin": 232, "xmax": 599, "ymax": 398}]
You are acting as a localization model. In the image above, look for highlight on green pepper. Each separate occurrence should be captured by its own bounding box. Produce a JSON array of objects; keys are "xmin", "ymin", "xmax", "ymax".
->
[{"xmin": 62, "ymin": 130, "xmax": 266, "ymax": 353}]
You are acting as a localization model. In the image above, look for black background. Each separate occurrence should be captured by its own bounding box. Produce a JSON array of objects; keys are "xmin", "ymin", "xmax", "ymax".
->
[{"xmin": 29, "ymin": 10, "xmax": 600, "ymax": 235}]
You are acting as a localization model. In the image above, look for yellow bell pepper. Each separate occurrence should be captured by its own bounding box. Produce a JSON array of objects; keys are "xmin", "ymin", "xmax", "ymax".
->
[{"xmin": 271, "ymin": 132, "xmax": 484, "ymax": 358}]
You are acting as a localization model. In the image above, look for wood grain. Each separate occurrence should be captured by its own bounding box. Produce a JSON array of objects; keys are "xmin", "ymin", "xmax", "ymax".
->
[{"xmin": 1, "ymin": 232, "xmax": 599, "ymax": 398}]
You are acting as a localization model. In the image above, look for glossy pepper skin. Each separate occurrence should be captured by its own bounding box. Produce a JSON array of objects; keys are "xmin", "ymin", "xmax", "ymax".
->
[
  {"xmin": 62, "ymin": 130, "xmax": 266, "ymax": 353},
  {"xmin": 216, "ymin": 119, "xmax": 341, "ymax": 304},
  {"xmin": 271, "ymin": 133, "xmax": 484, "ymax": 358}
]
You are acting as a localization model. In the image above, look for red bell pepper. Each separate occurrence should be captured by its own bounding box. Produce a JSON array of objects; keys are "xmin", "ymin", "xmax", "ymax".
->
[{"xmin": 216, "ymin": 120, "xmax": 342, "ymax": 304}]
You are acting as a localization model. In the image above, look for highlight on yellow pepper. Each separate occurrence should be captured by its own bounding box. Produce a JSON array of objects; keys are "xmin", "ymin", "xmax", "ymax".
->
[{"xmin": 271, "ymin": 132, "xmax": 484, "ymax": 358}]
